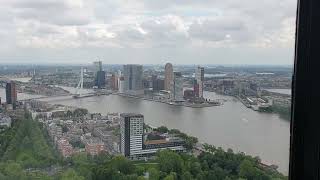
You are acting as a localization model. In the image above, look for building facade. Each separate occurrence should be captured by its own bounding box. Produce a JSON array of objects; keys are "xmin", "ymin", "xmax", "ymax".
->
[
  {"xmin": 120, "ymin": 113, "xmax": 185, "ymax": 159},
  {"xmin": 152, "ymin": 75, "xmax": 165, "ymax": 92},
  {"xmin": 164, "ymin": 63, "xmax": 173, "ymax": 91},
  {"xmin": 85, "ymin": 138, "xmax": 105, "ymax": 156},
  {"xmin": 195, "ymin": 66, "xmax": 204, "ymax": 98},
  {"xmin": 95, "ymin": 71, "xmax": 106, "ymax": 88},
  {"xmin": 120, "ymin": 113, "xmax": 144, "ymax": 157},
  {"xmin": 111, "ymin": 73, "xmax": 118, "ymax": 90},
  {"xmin": 57, "ymin": 138, "xmax": 74, "ymax": 158},
  {"xmin": 123, "ymin": 65, "xmax": 143, "ymax": 95},
  {"xmin": 6, "ymin": 82, "xmax": 17, "ymax": 108},
  {"xmin": 173, "ymin": 72, "xmax": 184, "ymax": 101},
  {"xmin": 118, "ymin": 77, "xmax": 125, "ymax": 93}
]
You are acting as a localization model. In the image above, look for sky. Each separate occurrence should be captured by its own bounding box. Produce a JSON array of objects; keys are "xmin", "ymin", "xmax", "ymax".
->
[{"xmin": 0, "ymin": 0, "xmax": 297, "ymax": 65}]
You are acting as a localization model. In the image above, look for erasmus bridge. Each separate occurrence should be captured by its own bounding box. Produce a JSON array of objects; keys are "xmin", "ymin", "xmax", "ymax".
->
[{"xmin": 1, "ymin": 68, "xmax": 110, "ymax": 102}]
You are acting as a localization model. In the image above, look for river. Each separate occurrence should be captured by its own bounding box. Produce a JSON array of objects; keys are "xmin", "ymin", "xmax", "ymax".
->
[
  {"xmin": 265, "ymin": 89, "xmax": 291, "ymax": 95},
  {"xmin": 0, "ymin": 86, "xmax": 290, "ymax": 174}
]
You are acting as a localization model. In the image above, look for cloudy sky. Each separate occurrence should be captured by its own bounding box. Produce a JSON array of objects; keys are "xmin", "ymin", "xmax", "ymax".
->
[{"xmin": 0, "ymin": 0, "xmax": 297, "ymax": 65}]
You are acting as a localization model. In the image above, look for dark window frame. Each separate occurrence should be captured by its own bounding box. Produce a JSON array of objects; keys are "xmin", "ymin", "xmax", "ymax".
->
[{"xmin": 289, "ymin": 0, "xmax": 320, "ymax": 179}]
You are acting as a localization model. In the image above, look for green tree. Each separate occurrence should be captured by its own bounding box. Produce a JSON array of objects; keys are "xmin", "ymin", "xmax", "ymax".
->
[
  {"xmin": 155, "ymin": 126, "xmax": 168, "ymax": 133},
  {"xmin": 163, "ymin": 172, "xmax": 177, "ymax": 180},
  {"xmin": 239, "ymin": 160, "xmax": 257, "ymax": 180},
  {"xmin": 156, "ymin": 150, "xmax": 184, "ymax": 174},
  {"xmin": 181, "ymin": 171, "xmax": 193, "ymax": 180},
  {"xmin": 135, "ymin": 166, "xmax": 145, "ymax": 176},
  {"xmin": 110, "ymin": 156, "xmax": 135, "ymax": 175},
  {"xmin": 61, "ymin": 169, "xmax": 85, "ymax": 180},
  {"xmin": 148, "ymin": 167, "xmax": 160, "ymax": 180}
]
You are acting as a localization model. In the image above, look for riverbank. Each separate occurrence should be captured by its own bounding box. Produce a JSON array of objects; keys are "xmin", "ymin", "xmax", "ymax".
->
[
  {"xmin": 33, "ymin": 88, "xmax": 289, "ymax": 174},
  {"xmin": 114, "ymin": 92, "xmax": 223, "ymax": 108}
]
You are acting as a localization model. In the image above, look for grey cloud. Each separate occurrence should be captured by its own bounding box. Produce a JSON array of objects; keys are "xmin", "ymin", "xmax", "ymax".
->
[
  {"xmin": 0, "ymin": 0, "xmax": 297, "ymax": 64},
  {"xmin": 189, "ymin": 18, "xmax": 252, "ymax": 42},
  {"xmin": 13, "ymin": 0, "xmax": 66, "ymax": 10},
  {"xmin": 11, "ymin": 0, "xmax": 92, "ymax": 26}
]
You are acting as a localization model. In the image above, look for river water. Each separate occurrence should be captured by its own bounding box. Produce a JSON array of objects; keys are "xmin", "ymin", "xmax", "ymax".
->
[
  {"xmin": 265, "ymin": 89, "xmax": 291, "ymax": 95},
  {"xmin": 0, "ymin": 85, "xmax": 290, "ymax": 174}
]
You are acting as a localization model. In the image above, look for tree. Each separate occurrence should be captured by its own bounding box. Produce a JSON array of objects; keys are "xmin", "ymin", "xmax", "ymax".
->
[
  {"xmin": 3, "ymin": 162, "xmax": 24, "ymax": 179},
  {"xmin": 239, "ymin": 160, "xmax": 260, "ymax": 180},
  {"xmin": 157, "ymin": 150, "xmax": 184, "ymax": 174},
  {"xmin": 62, "ymin": 125, "xmax": 69, "ymax": 133},
  {"xmin": 181, "ymin": 171, "xmax": 193, "ymax": 180},
  {"xmin": 109, "ymin": 156, "xmax": 135, "ymax": 175},
  {"xmin": 155, "ymin": 126, "xmax": 168, "ymax": 133},
  {"xmin": 135, "ymin": 166, "xmax": 145, "ymax": 176},
  {"xmin": 61, "ymin": 169, "xmax": 85, "ymax": 180},
  {"xmin": 163, "ymin": 172, "xmax": 177, "ymax": 180},
  {"xmin": 73, "ymin": 108, "xmax": 88, "ymax": 117},
  {"xmin": 190, "ymin": 161, "xmax": 202, "ymax": 177},
  {"xmin": 148, "ymin": 167, "xmax": 160, "ymax": 180}
]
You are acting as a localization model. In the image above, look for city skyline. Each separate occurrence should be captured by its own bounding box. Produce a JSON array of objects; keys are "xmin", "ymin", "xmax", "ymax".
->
[
  {"xmin": 0, "ymin": 0, "xmax": 296, "ymax": 65},
  {"xmin": 0, "ymin": 0, "xmax": 302, "ymax": 178}
]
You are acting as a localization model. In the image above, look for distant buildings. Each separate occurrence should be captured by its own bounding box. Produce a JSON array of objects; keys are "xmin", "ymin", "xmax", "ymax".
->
[
  {"xmin": 173, "ymin": 72, "xmax": 184, "ymax": 101},
  {"xmin": 6, "ymin": 82, "xmax": 17, "ymax": 109},
  {"xmin": 93, "ymin": 61, "xmax": 106, "ymax": 89},
  {"xmin": 93, "ymin": 61, "xmax": 103, "ymax": 72},
  {"xmin": 120, "ymin": 113, "xmax": 185, "ymax": 159},
  {"xmin": 118, "ymin": 77, "xmax": 125, "ymax": 93},
  {"xmin": 84, "ymin": 137, "xmax": 105, "ymax": 156},
  {"xmin": 195, "ymin": 66, "xmax": 204, "ymax": 98},
  {"xmin": 184, "ymin": 89, "xmax": 195, "ymax": 100},
  {"xmin": 123, "ymin": 64, "xmax": 143, "ymax": 95},
  {"xmin": 164, "ymin": 63, "xmax": 173, "ymax": 91},
  {"xmin": 57, "ymin": 138, "xmax": 74, "ymax": 158},
  {"xmin": 95, "ymin": 71, "xmax": 106, "ymax": 88},
  {"xmin": 152, "ymin": 75, "xmax": 165, "ymax": 92},
  {"xmin": 111, "ymin": 73, "xmax": 118, "ymax": 90}
]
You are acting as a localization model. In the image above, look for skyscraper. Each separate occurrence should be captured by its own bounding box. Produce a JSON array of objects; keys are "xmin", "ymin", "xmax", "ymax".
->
[
  {"xmin": 111, "ymin": 73, "xmax": 118, "ymax": 90},
  {"xmin": 120, "ymin": 113, "xmax": 185, "ymax": 158},
  {"xmin": 118, "ymin": 77, "xmax": 125, "ymax": 93},
  {"xmin": 93, "ymin": 61, "xmax": 102, "ymax": 72},
  {"xmin": 173, "ymin": 72, "xmax": 184, "ymax": 101},
  {"xmin": 6, "ymin": 82, "xmax": 17, "ymax": 109},
  {"xmin": 195, "ymin": 66, "xmax": 204, "ymax": 98},
  {"xmin": 95, "ymin": 71, "xmax": 106, "ymax": 88},
  {"xmin": 120, "ymin": 113, "xmax": 144, "ymax": 157},
  {"xmin": 93, "ymin": 61, "xmax": 106, "ymax": 89},
  {"xmin": 164, "ymin": 63, "xmax": 173, "ymax": 91},
  {"xmin": 123, "ymin": 64, "xmax": 143, "ymax": 95}
]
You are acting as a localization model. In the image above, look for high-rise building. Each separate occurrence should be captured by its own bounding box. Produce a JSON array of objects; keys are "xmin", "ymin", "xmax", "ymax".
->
[
  {"xmin": 93, "ymin": 61, "xmax": 106, "ymax": 89},
  {"xmin": 6, "ymin": 82, "xmax": 17, "ymax": 108},
  {"xmin": 93, "ymin": 61, "xmax": 103, "ymax": 72},
  {"xmin": 173, "ymin": 72, "xmax": 184, "ymax": 101},
  {"xmin": 118, "ymin": 77, "xmax": 125, "ymax": 93},
  {"xmin": 111, "ymin": 73, "xmax": 118, "ymax": 90},
  {"xmin": 164, "ymin": 63, "xmax": 173, "ymax": 91},
  {"xmin": 120, "ymin": 113, "xmax": 144, "ymax": 157},
  {"xmin": 151, "ymin": 75, "xmax": 164, "ymax": 92},
  {"xmin": 153, "ymin": 79, "xmax": 165, "ymax": 92},
  {"xmin": 195, "ymin": 66, "xmax": 204, "ymax": 98},
  {"xmin": 95, "ymin": 71, "xmax": 106, "ymax": 88},
  {"xmin": 123, "ymin": 64, "xmax": 143, "ymax": 95},
  {"xmin": 120, "ymin": 113, "xmax": 185, "ymax": 159}
]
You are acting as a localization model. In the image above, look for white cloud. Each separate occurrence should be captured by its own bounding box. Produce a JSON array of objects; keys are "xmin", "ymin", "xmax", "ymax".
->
[{"xmin": 0, "ymin": 0, "xmax": 297, "ymax": 64}]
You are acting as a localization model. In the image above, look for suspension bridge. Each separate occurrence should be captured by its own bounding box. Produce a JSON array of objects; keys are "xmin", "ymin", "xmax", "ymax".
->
[{"xmin": 13, "ymin": 67, "xmax": 111, "ymax": 102}]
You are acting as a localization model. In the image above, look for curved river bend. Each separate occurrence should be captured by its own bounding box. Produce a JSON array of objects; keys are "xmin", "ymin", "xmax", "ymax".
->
[
  {"xmin": 0, "ymin": 85, "xmax": 290, "ymax": 174},
  {"xmin": 42, "ymin": 87, "xmax": 290, "ymax": 174}
]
